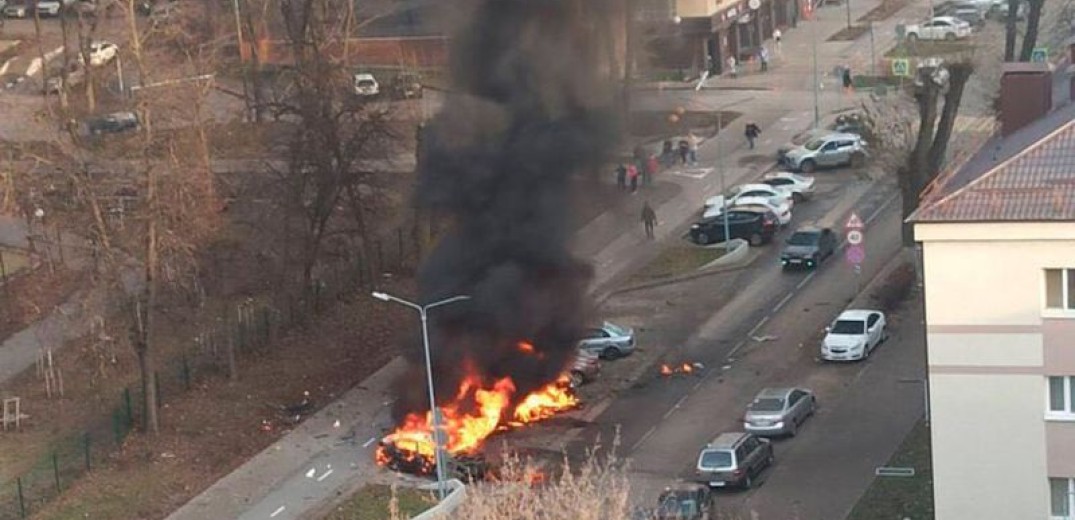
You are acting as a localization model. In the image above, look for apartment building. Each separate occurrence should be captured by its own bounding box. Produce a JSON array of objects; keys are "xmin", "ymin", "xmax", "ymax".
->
[{"xmin": 911, "ymin": 63, "xmax": 1075, "ymax": 519}]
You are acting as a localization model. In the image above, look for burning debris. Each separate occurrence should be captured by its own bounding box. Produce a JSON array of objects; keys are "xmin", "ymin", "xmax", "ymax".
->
[
  {"xmin": 376, "ymin": 0, "xmax": 617, "ymax": 477},
  {"xmin": 660, "ymin": 362, "xmax": 705, "ymax": 377}
]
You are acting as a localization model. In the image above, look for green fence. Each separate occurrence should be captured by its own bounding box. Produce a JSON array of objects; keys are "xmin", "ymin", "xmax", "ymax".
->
[{"xmin": 1, "ymin": 224, "xmax": 421, "ymax": 518}]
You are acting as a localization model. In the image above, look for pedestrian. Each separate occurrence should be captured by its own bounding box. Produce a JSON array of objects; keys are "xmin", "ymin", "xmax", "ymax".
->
[
  {"xmin": 615, "ymin": 163, "xmax": 627, "ymax": 191},
  {"xmin": 645, "ymin": 154, "xmax": 659, "ymax": 186},
  {"xmin": 727, "ymin": 55, "xmax": 738, "ymax": 78},
  {"xmin": 677, "ymin": 139, "xmax": 690, "ymax": 164},
  {"xmin": 842, "ymin": 66, "xmax": 853, "ymax": 92},
  {"xmin": 744, "ymin": 122, "xmax": 761, "ymax": 149},
  {"xmin": 627, "ymin": 162, "xmax": 640, "ymax": 193},
  {"xmin": 661, "ymin": 139, "xmax": 674, "ymax": 166},
  {"xmin": 773, "ymin": 28, "xmax": 782, "ymax": 54},
  {"xmin": 759, "ymin": 46, "xmax": 770, "ymax": 73},
  {"xmin": 641, "ymin": 201, "xmax": 658, "ymax": 239},
  {"xmin": 687, "ymin": 132, "xmax": 699, "ymax": 164}
]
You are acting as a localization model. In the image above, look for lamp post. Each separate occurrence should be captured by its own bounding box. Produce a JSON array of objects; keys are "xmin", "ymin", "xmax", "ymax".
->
[
  {"xmin": 371, "ymin": 291, "xmax": 471, "ymax": 500},
  {"xmin": 717, "ymin": 111, "xmax": 731, "ymax": 252},
  {"xmin": 811, "ymin": 13, "xmax": 820, "ymax": 129}
]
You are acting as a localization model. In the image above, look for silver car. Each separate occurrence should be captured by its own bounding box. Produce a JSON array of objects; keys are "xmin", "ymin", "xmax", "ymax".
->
[
  {"xmin": 578, "ymin": 321, "xmax": 634, "ymax": 359},
  {"xmin": 743, "ymin": 387, "xmax": 817, "ymax": 437},
  {"xmin": 782, "ymin": 132, "xmax": 867, "ymax": 173}
]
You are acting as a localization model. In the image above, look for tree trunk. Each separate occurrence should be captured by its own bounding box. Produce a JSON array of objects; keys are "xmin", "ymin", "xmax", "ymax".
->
[
  {"xmin": 928, "ymin": 64, "xmax": 973, "ymax": 173},
  {"xmin": 1018, "ymin": 0, "xmax": 1046, "ymax": 61},
  {"xmin": 621, "ymin": 0, "xmax": 635, "ymax": 119},
  {"xmin": 133, "ymin": 295, "xmax": 159, "ymax": 434},
  {"xmin": 241, "ymin": 0, "xmax": 266, "ymax": 122},
  {"xmin": 1005, "ymin": 0, "xmax": 1019, "ymax": 61}
]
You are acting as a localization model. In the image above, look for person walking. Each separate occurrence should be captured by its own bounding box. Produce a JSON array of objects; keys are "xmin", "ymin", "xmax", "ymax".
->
[
  {"xmin": 615, "ymin": 163, "xmax": 627, "ymax": 191},
  {"xmin": 641, "ymin": 201, "xmax": 658, "ymax": 239},
  {"xmin": 744, "ymin": 122, "xmax": 761, "ymax": 149},
  {"xmin": 759, "ymin": 46, "xmax": 770, "ymax": 73},
  {"xmin": 627, "ymin": 162, "xmax": 640, "ymax": 193},
  {"xmin": 687, "ymin": 132, "xmax": 699, "ymax": 164},
  {"xmin": 726, "ymin": 55, "xmax": 738, "ymax": 78},
  {"xmin": 677, "ymin": 139, "xmax": 690, "ymax": 165},
  {"xmin": 773, "ymin": 28, "xmax": 782, "ymax": 54},
  {"xmin": 842, "ymin": 66, "xmax": 853, "ymax": 93}
]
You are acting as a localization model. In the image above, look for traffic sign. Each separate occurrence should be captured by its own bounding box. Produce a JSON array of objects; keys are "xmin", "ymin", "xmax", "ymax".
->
[
  {"xmin": 1031, "ymin": 47, "xmax": 1048, "ymax": 63},
  {"xmin": 846, "ymin": 244, "xmax": 865, "ymax": 265},
  {"xmin": 845, "ymin": 212, "xmax": 864, "ymax": 230},
  {"xmin": 891, "ymin": 58, "xmax": 910, "ymax": 77},
  {"xmin": 846, "ymin": 229, "xmax": 864, "ymax": 245}
]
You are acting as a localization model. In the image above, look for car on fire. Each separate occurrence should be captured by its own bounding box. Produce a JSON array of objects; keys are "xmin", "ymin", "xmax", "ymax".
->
[
  {"xmin": 694, "ymin": 432, "xmax": 773, "ymax": 489},
  {"xmin": 743, "ymin": 387, "xmax": 817, "ymax": 437},
  {"xmin": 654, "ymin": 484, "xmax": 714, "ymax": 519},
  {"xmin": 820, "ymin": 309, "xmax": 888, "ymax": 361},
  {"xmin": 567, "ymin": 350, "xmax": 600, "ymax": 387},
  {"xmin": 578, "ymin": 322, "xmax": 634, "ymax": 360}
]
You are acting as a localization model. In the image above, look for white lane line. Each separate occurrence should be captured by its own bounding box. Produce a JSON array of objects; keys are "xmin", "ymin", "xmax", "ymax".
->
[
  {"xmin": 772, "ymin": 292, "xmax": 794, "ymax": 313},
  {"xmin": 796, "ymin": 271, "xmax": 816, "ymax": 290},
  {"xmin": 727, "ymin": 339, "xmax": 747, "ymax": 359},
  {"xmin": 631, "ymin": 424, "xmax": 659, "ymax": 452},
  {"xmin": 0, "ymin": 59, "xmax": 12, "ymax": 77},
  {"xmin": 316, "ymin": 469, "xmax": 334, "ymax": 482},
  {"xmin": 25, "ymin": 57, "xmax": 42, "ymax": 78},
  {"xmin": 747, "ymin": 316, "xmax": 769, "ymax": 337},
  {"xmin": 865, "ymin": 191, "xmax": 899, "ymax": 225},
  {"xmin": 270, "ymin": 505, "xmax": 286, "ymax": 517},
  {"xmin": 361, "ymin": 437, "xmax": 377, "ymax": 448}
]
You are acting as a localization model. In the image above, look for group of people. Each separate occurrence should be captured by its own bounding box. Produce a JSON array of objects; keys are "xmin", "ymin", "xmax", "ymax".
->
[
  {"xmin": 616, "ymin": 134, "xmax": 700, "ymax": 194},
  {"xmin": 724, "ymin": 28, "xmax": 782, "ymax": 78}
]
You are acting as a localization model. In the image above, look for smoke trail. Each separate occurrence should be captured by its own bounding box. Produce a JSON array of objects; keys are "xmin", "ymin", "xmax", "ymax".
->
[{"xmin": 393, "ymin": 0, "xmax": 618, "ymax": 418}]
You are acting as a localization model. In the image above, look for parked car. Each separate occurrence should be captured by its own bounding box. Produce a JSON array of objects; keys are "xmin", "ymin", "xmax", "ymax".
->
[
  {"xmin": 987, "ymin": 0, "xmax": 1027, "ymax": 20},
  {"xmin": 762, "ymin": 172, "xmax": 815, "ymax": 202},
  {"xmin": 654, "ymin": 484, "xmax": 713, "ymax": 520},
  {"xmin": 821, "ymin": 309, "xmax": 888, "ymax": 361},
  {"xmin": 566, "ymin": 350, "xmax": 600, "ymax": 388},
  {"xmin": 79, "ymin": 41, "xmax": 118, "ymax": 67},
  {"xmin": 703, "ymin": 183, "xmax": 793, "ymax": 219},
  {"xmin": 33, "ymin": 0, "xmax": 64, "ymax": 16},
  {"xmin": 84, "ymin": 111, "xmax": 139, "ymax": 135},
  {"xmin": 3, "ymin": 1, "xmax": 29, "ymax": 17},
  {"xmin": 903, "ymin": 16, "xmax": 973, "ymax": 41},
  {"xmin": 353, "ymin": 73, "xmax": 380, "ymax": 97},
  {"xmin": 729, "ymin": 196, "xmax": 792, "ymax": 226},
  {"xmin": 743, "ymin": 387, "xmax": 817, "ymax": 437},
  {"xmin": 782, "ymin": 132, "xmax": 867, "ymax": 173},
  {"xmin": 391, "ymin": 72, "xmax": 423, "ymax": 99},
  {"xmin": 934, "ymin": 1, "xmax": 987, "ymax": 26},
  {"xmin": 689, "ymin": 210, "xmax": 777, "ymax": 246},
  {"xmin": 780, "ymin": 227, "xmax": 836, "ymax": 270},
  {"xmin": 777, "ymin": 128, "xmax": 829, "ymax": 161},
  {"xmin": 578, "ymin": 321, "xmax": 635, "ymax": 360},
  {"xmin": 694, "ymin": 432, "xmax": 773, "ymax": 489}
]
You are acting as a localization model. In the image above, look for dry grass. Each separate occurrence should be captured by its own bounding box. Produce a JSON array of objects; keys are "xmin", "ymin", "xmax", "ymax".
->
[
  {"xmin": 321, "ymin": 485, "xmax": 437, "ymax": 520},
  {"xmin": 628, "ymin": 244, "xmax": 727, "ymax": 284}
]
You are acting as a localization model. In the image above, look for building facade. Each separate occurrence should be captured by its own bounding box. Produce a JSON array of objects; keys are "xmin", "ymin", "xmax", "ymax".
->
[{"xmin": 912, "ymin": 67, "xmax": 1075, "ymax": 518}]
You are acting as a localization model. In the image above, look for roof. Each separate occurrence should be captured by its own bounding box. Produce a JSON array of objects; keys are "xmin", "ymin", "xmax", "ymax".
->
[
  {"xmin": 706, "ymin": 432, "xmax": 747, "ymax": 448},
  {"xmin": 837, "ymin": 309, "xmax": 880, "ymax": 321},
  {"xmin": 756, "ymin": 387, "xmax": 794, "ymax": 398}
]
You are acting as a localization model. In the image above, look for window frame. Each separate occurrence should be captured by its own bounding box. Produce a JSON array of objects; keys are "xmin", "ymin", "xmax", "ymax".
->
[
  {"xmin": 1046, "ymin": 376, "xmax": 1075, "ymax": 421},
  {"xmin": 1050, "ymin": 477, "xmax": 1075, "ymax": 520},
  {"xmin": 1044, "ymin": 268, "xmax": 1075, "ymax": 315}
]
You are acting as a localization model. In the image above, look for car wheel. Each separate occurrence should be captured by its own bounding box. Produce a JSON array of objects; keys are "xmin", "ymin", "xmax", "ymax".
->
[
  {"xmin": 800, "ymin": 159, "xmax": 816, "ymax": 173},
  {"xmin": 568, "ymin": 370, "xmax": 585, "ymax": 388},
  {"xmin": 696, "ymin": 232, "xmax": 710, "ymax": 245},
  {"xmin": 743, "ymin": 473, "xmax": 753, "ymax": 489},
  {"xmin": 945, "ymin": 32, "xmax": 957, "ymax": 41},
  {"xmin": 749, "ymin": 233, "xmax": 763, "ymax": 246},
  {"xmin": 601, "ymin": 347, "xmax": 620, "ymax": 360},
  {"xmin": 792, "ymin": 192, "xmax": 804, "ymax": 203}
]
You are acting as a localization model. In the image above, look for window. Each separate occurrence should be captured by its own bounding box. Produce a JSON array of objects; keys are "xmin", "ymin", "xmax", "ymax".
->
[
  {"xmin": 1047, "ymin": 376, "xmax": 1075, "ymax": 419},
  {"xmin": 1045, "ymin": 269, "xmax": 1075, "ymax": 311},
  {"xmin": 1051, "ymin": 478, "xmax": 1074, "ymax": 519}
]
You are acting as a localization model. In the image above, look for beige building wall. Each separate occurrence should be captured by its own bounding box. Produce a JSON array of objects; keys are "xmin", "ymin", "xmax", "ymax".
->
[
  {"xmin": 675, "ymin": 0, "xmax": 718, "ymax": 17},
  {"xmin": 930, "ymin": 374, "xmax": 1049, "ymax": 519}
]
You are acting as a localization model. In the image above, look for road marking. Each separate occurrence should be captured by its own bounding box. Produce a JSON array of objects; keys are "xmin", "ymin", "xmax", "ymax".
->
[
  {"xmin": 747, "ymin": 316, "xmax": 769, "ymax": 337},
  {"xmin": 672, "ymin": 167, "xmax": 712, "ymax": 179},
  {"xmin": 865, "ymin": 190, "xmax": 899, "ymax": 225},
  {"xmin": 316, "ymin": 469, "xmax": 334, "ymax": 482},
  {"xmin": 727, "ymin": 339, "xmax": 747, "ymax": 359},
  {"xmin": 631, "ymin": 424, "xmax": 659, "ymax": 452},
  {"xmin": 270, "ymin": 505, "xmax": 286, "ymax": 517},
  {"xmin": 0, "ymin": 59, "xmax": 11, "ymax": 77},
  {"xmin": 361, "ymin": 437, "xmax": 377, "ymax": 448},
  {"xmin": 796, "ymin": 271, "xmax": 816, "ymax": 290},
  {"xmin": 772, "ymin": 292, "xmax": 794, "ymax": 313}
]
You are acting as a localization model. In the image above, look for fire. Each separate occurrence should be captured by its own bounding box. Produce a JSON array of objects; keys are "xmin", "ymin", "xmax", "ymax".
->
[
  {"xmin": 681, "ymin": 363, "xmax": 693, "ymax": 373},
  {"xmin": 517, "ymin": 341, "xmax": 535, "ymax": 354},
  {"xmin": 376, "ymin": 372, "xmax": 579, "ymax": 473},
  {"xmin": 660, "ymin": 364, "xmax": 673, "ymax": 376},
  {"xmin": 660, "ymin": 362, "xmax": 702, "ymax": 376}
]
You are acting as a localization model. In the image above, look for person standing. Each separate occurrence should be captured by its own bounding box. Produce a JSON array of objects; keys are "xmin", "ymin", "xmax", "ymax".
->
[
  {"xmin": 687, "ymin": 132, "xmax": 699, "ymax": 165},
  {"xmin": 842, "ymin": 66, "xmax": 853, "ymax": 92},
  {"xmin": 615, "ymin": 163, "xmax": 627, "ymax": 191},
  {"xmin": 759, "ymin": 46, "xmax": 770, "ymax": 73},
  {"xmin": 645, "ymin": 154, "xmax": 659, "ymax": 187},
  {"xmin": 641, "ymin": 201, "xmax": 658, "ymax": 239},
  {"xmin": 727, "ymin": 55, "xmax": 738, "ymax": 78},
  {"xmin": 773, "ymin": 28, "xmax": 783, "ymax": 54},
  {"xmin": 744, "ymin": 122, "xmax": 761, "ymax": 149},
  {"xmin": 677, "ymin": 139, "xmax": 690, "ymax": 165},
  {"xmin": 627, "ymin": 162, "xmax": 640, "ymax": 193}
]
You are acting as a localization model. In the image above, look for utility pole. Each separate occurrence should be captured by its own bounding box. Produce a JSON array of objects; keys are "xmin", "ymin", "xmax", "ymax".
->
[
  {"xmin": 812, "ymin": 16, "xmax": 820, "ymax": 128},
  {"xmin": 717, "ymin": 111, "xmax": 731, "ymax": 252},
  {"xmin": 846, "ymin": 0, "xmax": 852, "ymax": 29},
  {"xmin": 869, "ymin": 22, "xmax": 876, "ymax": 77}
]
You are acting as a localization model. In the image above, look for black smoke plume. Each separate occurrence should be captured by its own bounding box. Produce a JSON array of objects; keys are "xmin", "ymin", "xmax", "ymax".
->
[{"xmin": 392, "ymin": 0, "xmax": 618, "ymax": 419}]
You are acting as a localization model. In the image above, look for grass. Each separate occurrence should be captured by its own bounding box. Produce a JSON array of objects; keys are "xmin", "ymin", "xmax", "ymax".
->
[
  {"xmin": 321, "ymin": 484, "xmax": 436, "ymax": 520},
  {"xmin": 628, "ymin": 244, "xmax": 727, "ymax": 283},
  {"xmin": 0, "ymin": 247, "xmax": 31, "ymax": 279},
  {"xmin": 846, "ymin": 419, "xmax": 934, "ymax": 520},
  {"xmin": 885, "ymin": 40, "xmax": 976, "ymax": 58}
]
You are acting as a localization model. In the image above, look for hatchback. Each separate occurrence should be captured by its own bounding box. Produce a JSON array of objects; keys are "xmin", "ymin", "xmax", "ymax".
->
[
  {"xmin": 694, "ymin": 432, "xmax": 773, "ymax": 489},
  {"xmin": 743, "ymin": 387, "xmax": 817, "ymax": 437},
  {"xmin": 820, "ymin": 309, "xmax": 887, "ymax": 361}
]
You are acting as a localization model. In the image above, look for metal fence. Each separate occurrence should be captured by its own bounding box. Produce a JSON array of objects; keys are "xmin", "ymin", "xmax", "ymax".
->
[{"xmin": 0, "ymin": 223, "xmax": 422, "ymax": 519}]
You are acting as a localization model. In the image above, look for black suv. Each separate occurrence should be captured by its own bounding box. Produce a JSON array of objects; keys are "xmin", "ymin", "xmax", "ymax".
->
[
  {"xmin": 689, "ymin": 210, "xmax": 776, "ymax": 246},
  {"xmin": 780, "ymin": 227, "xmax": 837, "ymax": 270},
  {"xmin": 694, "ymin": 432, "xmax": 773, "ymax": 489}
]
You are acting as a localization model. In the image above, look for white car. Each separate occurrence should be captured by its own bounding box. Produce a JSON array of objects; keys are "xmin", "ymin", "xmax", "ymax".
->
[
  {"xmin": 80, "ymin": 41, "xmax": 118, "ymax": 67},
  {"xmin": 903, "ymin": 16, "xmax": 972, "ymax": 41},
  {"xmin": 821, "ymin": 309, "xmax": 888, "ymax": 361},
  {"xmin": 703, "ymin": 184, "xmax": 793, "ymax": 219},
  {"xmin": 762, "ymin": 172, "xmax": 816, "ymax": 202},
  {"xmin": 353, "ymin": 73, "xmax": 380, "ymax": 97},
  {"xmin": 729, "ymin": 196, "xmax": 792, "ymax": 226}
]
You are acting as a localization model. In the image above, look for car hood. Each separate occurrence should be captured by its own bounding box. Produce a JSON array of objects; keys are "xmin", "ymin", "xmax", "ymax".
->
[
  {"xmin": 782, "ymin": 245, "xmax": 818, "ymax": 257},
  {"xmin": 784, "ymin": 147, "xmax": 810, "ymax": 160},
  {"xmin": 703, "ymin": 194, "xmax": 726, "ymax": 209},
  {"xmin": 823, "ymin": 333, "xmax": 867, "ymax": 349}
]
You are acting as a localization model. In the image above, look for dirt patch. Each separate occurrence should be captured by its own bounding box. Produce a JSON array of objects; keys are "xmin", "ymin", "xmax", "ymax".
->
[
  {"xmin": 828, "ymin": 24, "xmax": 873, "ymax": 41},
  {"xmin": 737, "ymin": 153, "xmax": 775, "ymax": 166},
  {"xmin": 627, "ymin": 110, "xmax": 739, "ymax": 141},
  {"xmin": 321, "ymin": 484, "xmax": 436, "ymax": 520},
  {"xmin": 627, "ymin": 244, "xmax": 726, "ymax": 284},
  {"xmin": 857, "ymin": 0, "xmax": 912, "ymax": 22},
  {"xmin": 867, "ymin": 262, "xmax": 916, "ymax": 312}
]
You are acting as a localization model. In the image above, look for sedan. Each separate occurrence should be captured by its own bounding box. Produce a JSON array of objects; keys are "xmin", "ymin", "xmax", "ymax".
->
[
  {"xmin": 703, "ymin": 183, "xmax": 792, "ymax": 219},
  {"xmin": 780, "ymin": 226, "xmax": 836, "ymax": 269},
  {"xmin": 84, "ymin": 111, "xmax": 139, "ymax": 135},
  {"xmin": 80, "ymin": 41, "xmax": 118, "ymax": 67},
  {"xmin": 566, "ymin": 350, "xmax": 600, "ymax": 388},
  {"xmin": 743, "ymin": 387, "xmax": 816, "ymax": 437},
  {"xmin": 762, "ymin": 172, "xmax": 815, "ymax": 202},
  {"xmin": 578, "ymin": 322, "xmax": 634, "ymax": 359},
  {"xmin": 729, "ymin": 196, "xmax": 792, "ymax": 226},
  {"xmin": 821, "ymin": 309, "xmax": 887, "ymax": 361},
  {"xmin": 2, "ymin": 2, "xmax": 28, "ymax": 16}
]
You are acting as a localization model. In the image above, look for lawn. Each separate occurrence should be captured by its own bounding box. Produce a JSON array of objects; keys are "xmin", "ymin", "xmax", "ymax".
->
[
  {"xmin": 846, "ymin": 419, "xmax": 934, "ymax": 520},
  {"xmin": 628, "ymin": 244, "xmax": 727, "ymax": 284},
  {"xmin": 321, "ymin": 484, "xmax": 437, "ymax": 520},
  {"xmin": 885, "ymin": 40, "xmax": 975, "ymax": 58}
]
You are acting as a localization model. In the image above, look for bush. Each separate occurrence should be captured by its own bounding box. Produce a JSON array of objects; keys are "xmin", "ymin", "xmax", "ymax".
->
[{"xmin": 871, "ymin": 262, "xmax": 916, "ymax": 312}]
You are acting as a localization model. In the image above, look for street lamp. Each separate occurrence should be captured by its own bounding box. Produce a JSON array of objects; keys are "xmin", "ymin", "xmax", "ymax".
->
[{"xmin": 370, "ymin": 291, "xmax": 471, "ymax": 500}]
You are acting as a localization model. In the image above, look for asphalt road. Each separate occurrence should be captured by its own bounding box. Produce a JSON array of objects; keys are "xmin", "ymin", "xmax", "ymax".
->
[{"xmin": 561, "ymin": 167, "xmax": 924, "ymax": 518}]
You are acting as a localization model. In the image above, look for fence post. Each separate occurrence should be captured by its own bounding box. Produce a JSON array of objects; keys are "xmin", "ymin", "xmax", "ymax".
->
[
  {"xmin": 83, "ymin": 432, "xmax": 91, "ymax": 471},
  {"xmin": 0, "ymin": 249, "xmax": 7, "ymax": 285},
  {"xmin": 17, "ymin": 476, "xmax": 26, "ymax": 518},
  {"xmin": 52, "ymin": 451, "xmax": 60, "ymax": 493}
]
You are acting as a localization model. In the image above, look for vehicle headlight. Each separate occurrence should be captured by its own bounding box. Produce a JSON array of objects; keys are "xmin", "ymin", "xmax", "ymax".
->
[{"xmin": 774, "ymin": 421, "xmax": 784, "ymax": 428}]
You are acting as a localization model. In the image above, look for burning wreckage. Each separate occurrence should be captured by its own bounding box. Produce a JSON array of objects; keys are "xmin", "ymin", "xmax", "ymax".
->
[{"xmin": 373, "ymin": 0, "xmax": 617, "ymax": 481}]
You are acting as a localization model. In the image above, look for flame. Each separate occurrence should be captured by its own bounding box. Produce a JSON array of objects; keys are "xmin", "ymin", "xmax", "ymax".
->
[
  {"xmin": 660, "ymin": 364, "xmax": 673, "ymax": 376},
  {"xmin": 660, "ymin": 362, "xmax": 700, "ymax": 376},
  {"xmin": 517, "ymin": 341, "xmax": 536, "ymax": 354},
  {"xmin": 376, "ymin": 371, "xmax": 579, "ymax": 473},
  {"xmin": 681, "ymin": 363, "xmax": 693, "ymax": 373}
]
